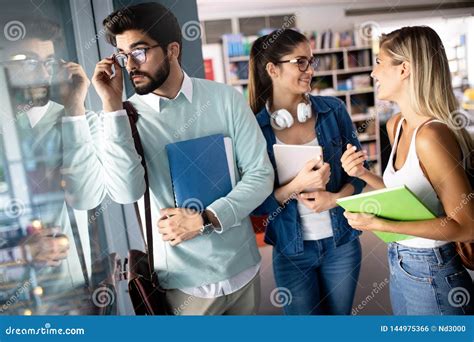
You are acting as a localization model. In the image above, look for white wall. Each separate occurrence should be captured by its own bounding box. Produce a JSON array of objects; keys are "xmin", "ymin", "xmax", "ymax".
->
[
  {"xmin": 202, "ymin": 43, "xmax": 226, "ymax": 83},
  {"xmin": 198, "ymin": 0, "xmax": 473, "ymax": 30}
]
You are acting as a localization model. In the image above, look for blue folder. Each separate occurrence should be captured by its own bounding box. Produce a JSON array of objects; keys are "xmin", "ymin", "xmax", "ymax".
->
[{"xmin": 166, "ymin": 134, "xmax": 233, "ymax": 210}]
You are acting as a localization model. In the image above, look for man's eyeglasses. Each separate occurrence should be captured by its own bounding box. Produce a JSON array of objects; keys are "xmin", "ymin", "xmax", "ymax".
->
[
  {"xmin": 2, "ymin": 56, "xmax": 60, "ymax": 75},
  {"xmin": 114, "ymin": 44, "xmax": 161, "ymax": 68},
  {"xmin": 276, "ymin": 56, "xmax": 319, "ymax": 72}
]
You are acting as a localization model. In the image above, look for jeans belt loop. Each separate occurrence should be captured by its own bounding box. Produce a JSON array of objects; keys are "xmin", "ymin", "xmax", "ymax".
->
[{"xmin": 433, "ymin": 246, "xmax": 444, "ymax": 266}]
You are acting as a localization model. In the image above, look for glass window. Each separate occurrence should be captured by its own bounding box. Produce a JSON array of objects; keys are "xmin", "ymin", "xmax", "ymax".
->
[{"xmin": 0, "ymin": 0, "xmax": 119, "ymax": 316}]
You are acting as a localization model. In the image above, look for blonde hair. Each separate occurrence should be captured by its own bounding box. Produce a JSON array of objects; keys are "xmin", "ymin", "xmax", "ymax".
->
[{"xmin": 380, "ymin": 26, "xmax": 473, "ymax": 170}]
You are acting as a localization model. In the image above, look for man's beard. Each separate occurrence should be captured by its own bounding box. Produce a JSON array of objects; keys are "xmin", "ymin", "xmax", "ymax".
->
[
  {"xmin": 11, "ymin": 85, "xmax": 50, "ymax": 107},
  {"xmin": 130, "ymin": 57, "xmax": 171, "ymax": 95}
]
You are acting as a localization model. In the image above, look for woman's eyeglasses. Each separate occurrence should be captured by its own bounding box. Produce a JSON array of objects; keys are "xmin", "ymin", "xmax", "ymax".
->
[
  {"xmin": 113, "ymin": 44, "xmax": 161, "ymax": 68},
  {"xmin": 276, "ymin": 56, "xmax": 319, "ymax": 72}
]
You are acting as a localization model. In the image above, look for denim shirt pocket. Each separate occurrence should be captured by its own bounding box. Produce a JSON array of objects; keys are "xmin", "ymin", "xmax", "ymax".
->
[{"xmin": 330, "ymin": 135, "xmax": 344, "ymax": 158}]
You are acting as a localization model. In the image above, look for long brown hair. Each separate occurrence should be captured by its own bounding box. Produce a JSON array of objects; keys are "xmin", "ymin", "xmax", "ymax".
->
[
  {"xmin": 380, "ymin": 26, "xmax": 473, "ymax": 169},
  {"xmin": 248, "ymin": 29, "xmax": 309, "ymax": 113}
]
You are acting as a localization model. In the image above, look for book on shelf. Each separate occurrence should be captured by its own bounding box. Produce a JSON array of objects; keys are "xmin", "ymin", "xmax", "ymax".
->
[
  {"xmin": 229, "ymin": 61, "xmax": 249, "ymax": 82},
  {"xmin": 204, "ymin": 58, "xmax": 215, "ymax": 81},
  {"xmin": 351, "ymin": 74, "xmax": 372, "ymax": 88},
  {"xmin": 306, "ymin": 29, "xmax": 370, "ymax": 50},
  {"xmin": 223, "ymin": 34, "xmax": 258, "ymax": 57},
  {"xmin": 348, "ymin": 50, "xmax": 371, "ymax": 68},
  {"xmin": 336, "ymin": 73, "xmax": 372, "ymax": 91},
  {"xmin": 315, "ymin": 54, "xmax": 340, "ymax": 72},
  {"xmin": 360, "ymin": 142, "xmax": 378, "ymax": 158},
  {"xmin": 322, "ymin": 30, "xmax": 332, "ymax": 49}
]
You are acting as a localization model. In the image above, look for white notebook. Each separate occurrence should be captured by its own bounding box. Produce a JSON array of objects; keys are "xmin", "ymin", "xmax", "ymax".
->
[{"xmin": 273, "ymin": 144, "xmax": 323, "ymax": 186}]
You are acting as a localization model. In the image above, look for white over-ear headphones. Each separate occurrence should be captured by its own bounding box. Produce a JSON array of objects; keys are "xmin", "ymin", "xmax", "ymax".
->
[{"xmin": 266, "ymin": 94, "xmax": 312, "ymax": 130}]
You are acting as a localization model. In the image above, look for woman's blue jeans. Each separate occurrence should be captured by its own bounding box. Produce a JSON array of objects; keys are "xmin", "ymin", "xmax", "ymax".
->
[
  {"xmin": 388, "ymin": 242, "xmax": 474, "ymax": 315},
  {"xmin": 272, "ymin": 237, "xmax": 361, "ymax": 315}
]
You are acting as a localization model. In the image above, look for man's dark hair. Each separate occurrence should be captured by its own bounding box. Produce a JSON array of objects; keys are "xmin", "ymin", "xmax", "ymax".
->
[{"xmin": 103, "ymin": 2, "xmax": 182, "ymax": 62}]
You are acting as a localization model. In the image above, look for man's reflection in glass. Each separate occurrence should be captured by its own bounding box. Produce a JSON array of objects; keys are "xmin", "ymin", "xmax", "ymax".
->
[{"xmin": 0, "ymin": 18, "xmax": 99, "ymax": 315}]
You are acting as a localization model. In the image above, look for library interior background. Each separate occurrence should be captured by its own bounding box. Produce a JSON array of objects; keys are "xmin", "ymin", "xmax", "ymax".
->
[{"xmin": 0, "ymin": 0, "xmax": 473, "ymax": 315}]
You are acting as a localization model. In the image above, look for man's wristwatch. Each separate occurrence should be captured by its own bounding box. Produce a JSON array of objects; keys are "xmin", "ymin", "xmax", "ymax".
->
[{"xmin": 199, "ymin": 210, "xmax": 214, "ymax": 236}]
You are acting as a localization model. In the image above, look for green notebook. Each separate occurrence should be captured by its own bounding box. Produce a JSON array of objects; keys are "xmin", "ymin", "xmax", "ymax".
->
[{"xmin": 336, "ymin": 185, "xmax": 437, "ymax": 243}]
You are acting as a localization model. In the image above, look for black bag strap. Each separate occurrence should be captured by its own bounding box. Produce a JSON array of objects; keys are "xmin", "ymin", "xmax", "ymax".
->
[
  {"xmin": 65, "ymin": 202, "xmax": 91, "ymax": 290},
  {"xmin": 123, "ymin": 101, "xmax": 156, "ymax": 281}
]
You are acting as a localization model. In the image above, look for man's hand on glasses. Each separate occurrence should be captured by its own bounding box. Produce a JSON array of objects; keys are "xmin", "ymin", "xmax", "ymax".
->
[
  {"xmin": 92, "ymin": 56, "xmax": 124, "ymax": 113},
  {"xmin": 55, "ymin": 60, "xmax": 91, "ymax": 117}
]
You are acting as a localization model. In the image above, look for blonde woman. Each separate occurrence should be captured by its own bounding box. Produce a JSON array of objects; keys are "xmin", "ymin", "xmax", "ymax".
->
[{"xmin": 341, "ymin": 26, "xmax": 473, "ymax": 315}]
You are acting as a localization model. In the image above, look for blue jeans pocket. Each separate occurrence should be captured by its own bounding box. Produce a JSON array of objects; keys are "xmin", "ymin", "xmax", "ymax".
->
[{"xmin": 397, "ymin": 257, "xmax": 433, "ymax": 283}]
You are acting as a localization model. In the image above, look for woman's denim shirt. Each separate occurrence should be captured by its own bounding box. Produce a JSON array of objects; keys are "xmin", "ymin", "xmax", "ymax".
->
[{"xmin": 253, "ymin": 95, "xmax": 367, "ymax": 256}]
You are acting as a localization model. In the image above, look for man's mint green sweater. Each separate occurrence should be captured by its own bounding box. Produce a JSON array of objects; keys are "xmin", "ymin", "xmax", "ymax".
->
[{"xmin": 62, "ymin": 77, "xmax": 274, "ymax": 289}]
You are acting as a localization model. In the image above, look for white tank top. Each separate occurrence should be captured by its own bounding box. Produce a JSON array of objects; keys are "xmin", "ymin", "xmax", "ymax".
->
[
  {"xmin": 383, "ymin": 117, "xmax": 448, "ymax": 248},
  {"xmin": 275, "ymin": 136, "xmax": 333, "ymax": 241}
]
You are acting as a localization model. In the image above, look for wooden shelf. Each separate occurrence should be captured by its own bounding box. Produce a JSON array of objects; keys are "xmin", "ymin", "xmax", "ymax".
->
[
  {"xmin": 229, "ymin": 55, "xmax": 250, "ymax": 62},
  {"xmin": 334, "ymin": 87, "xmax": 374, "ymax": 96},
  {"xmin": 314, "ymin": 66, "xmax": 372, "ymax": 77},
  {"xmin": 351, "ymin": 113, "xmax": 375, "ymax": 122},
  {"xmin": 359, "ymin": 134, "xmax": 377, "ymax": 142},
  {"xmin": 312, "ymin": 45, "xmax": 372, "ymax": 54},
  {"xmin": 339, "ymin": 66, "xmax": 373, "ymax": 74},
  {"xmin": 230, "ymin": 79, "xmax": 249, "ymax": 86}
]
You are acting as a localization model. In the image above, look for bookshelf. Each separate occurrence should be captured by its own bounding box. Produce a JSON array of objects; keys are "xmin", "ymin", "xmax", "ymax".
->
[
  {"xmin": 311, "ymin": 45, "xmax": 381, "ymax": 175},
  {"xmin": 221, "ymin": 34, "xmax": 381, "ymax": 175}
]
